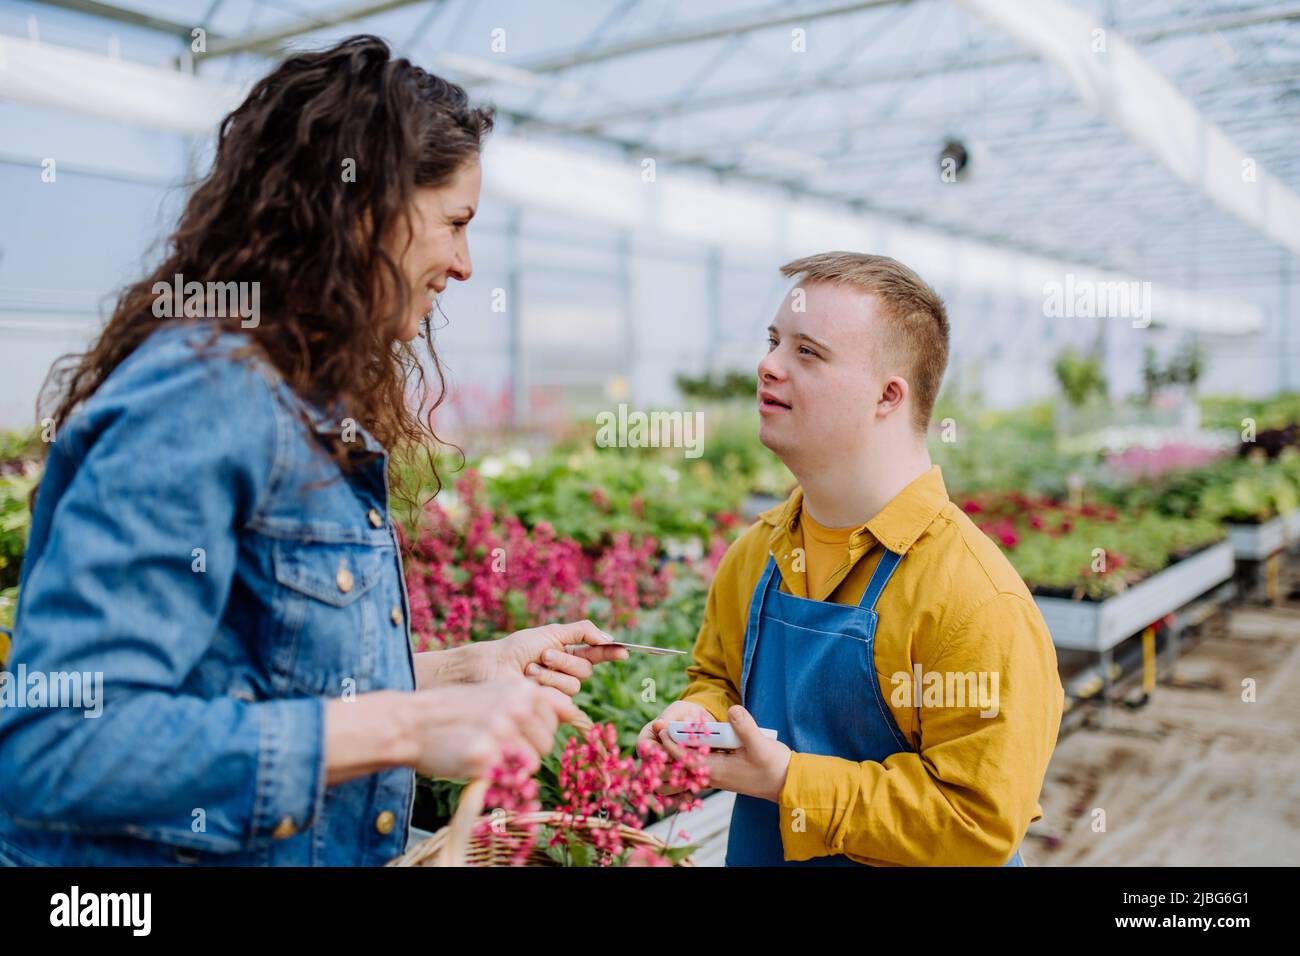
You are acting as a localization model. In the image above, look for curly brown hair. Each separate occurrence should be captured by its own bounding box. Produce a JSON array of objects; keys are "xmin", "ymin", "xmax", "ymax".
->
[{"xmin": 31, "ymin": 34, "xmax": 494, "ymax": 516}]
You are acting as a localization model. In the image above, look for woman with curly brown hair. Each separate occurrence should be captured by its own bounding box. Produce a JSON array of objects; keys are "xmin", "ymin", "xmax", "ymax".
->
[{"xmin": 0, "ymin": 34, "xmax": 625, "ymax": 867}]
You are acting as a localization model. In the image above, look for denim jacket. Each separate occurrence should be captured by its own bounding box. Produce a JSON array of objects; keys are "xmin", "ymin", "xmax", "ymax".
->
[{"xmin": 0, "ymin": 321, "xmax": 417, "ymax": 866}]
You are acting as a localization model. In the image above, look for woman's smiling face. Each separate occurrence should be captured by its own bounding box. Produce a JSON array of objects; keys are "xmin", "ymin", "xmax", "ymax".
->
[{"xmin": 392, "ymin": 160, "xmax": 482, "ymax": 342}]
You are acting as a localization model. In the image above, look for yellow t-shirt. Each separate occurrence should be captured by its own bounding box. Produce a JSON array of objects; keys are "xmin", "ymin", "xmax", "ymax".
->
[{"xmin": 796, "ymin": 508, "xmax": 857, "ymax": 601}]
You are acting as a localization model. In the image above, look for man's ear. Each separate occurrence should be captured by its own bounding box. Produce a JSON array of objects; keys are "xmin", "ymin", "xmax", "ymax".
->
[{"xmin": 878, "ymin": 376, "xmax": 910, "ymax": 417}]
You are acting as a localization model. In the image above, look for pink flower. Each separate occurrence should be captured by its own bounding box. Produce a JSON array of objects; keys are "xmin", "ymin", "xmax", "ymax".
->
[
  {"xmin": 627, "ymin": 845, "xmax": 672, "ymax": 867},
  {"xmin": 476, "ymin": 747, "xmax": 542, "ymax": 866},
  {"xmin": 593, "ymin": 533, "xmax": 670, "ymax": 628},
  {"xmin": 550, "ymin": 722, "xmax": 710, "ymax": 865}
]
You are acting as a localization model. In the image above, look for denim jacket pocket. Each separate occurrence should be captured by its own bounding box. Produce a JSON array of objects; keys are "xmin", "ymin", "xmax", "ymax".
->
[{"xmin": 269, "ymin": 536, "xmax": 389, "ymax": 697}]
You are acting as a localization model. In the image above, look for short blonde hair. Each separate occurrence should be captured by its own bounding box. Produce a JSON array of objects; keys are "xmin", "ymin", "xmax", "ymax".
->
[{"xmin": 780, "ymin": 252, "xmax": 949, "ymax": 434}]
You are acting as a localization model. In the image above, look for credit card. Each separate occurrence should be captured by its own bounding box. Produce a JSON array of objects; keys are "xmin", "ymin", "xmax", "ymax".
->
[{"xmin": 566, "ymin": 641, "xmax": 687, "ymax": 656}]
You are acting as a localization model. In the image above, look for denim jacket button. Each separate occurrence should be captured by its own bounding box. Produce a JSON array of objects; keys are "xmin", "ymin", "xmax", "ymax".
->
[
  {"xmin": 368, "ymin": 508, "xmax": 383, "ymax": 528},
  {"xmin": 390, "ymin": 606, "xmax": 402, "ymax": 627},
  {"xmin": 336, "ymin": 565, "xmax": 354, "ymax": 593},
  {"xmin": 272, "ymin": 816, "xmax": 298, "ymax": 840},
  {"xmin": 374, "ymin": 811, "xmax": 396, "ymax": 835}
]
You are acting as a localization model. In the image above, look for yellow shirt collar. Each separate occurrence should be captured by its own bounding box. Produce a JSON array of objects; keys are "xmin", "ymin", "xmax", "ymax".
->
[{"xmin": 760, "ymin": 465, "xmax": 950, "ymax": 558}]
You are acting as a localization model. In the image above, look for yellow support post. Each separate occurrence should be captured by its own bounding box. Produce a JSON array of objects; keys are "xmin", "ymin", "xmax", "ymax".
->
[
  {"xmin": 1142, "ymin": 625, "xmax": 1157, "ymax": 696},
  {"xmin": 1267, "ymin": 552, "xmax": 1281, "ymax": 604}
]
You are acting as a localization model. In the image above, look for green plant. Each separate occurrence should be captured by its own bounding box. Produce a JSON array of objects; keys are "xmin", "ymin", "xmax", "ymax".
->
[
  {"xmin": 0, "ymin": 428, "xmax": 42, "ymax": 464},
  {"xmin": 674, "ymin": 370, "xmax": 757, "ymax": 402},
  {"xmin": 1002, "ymin": 512, "xmax": 1223, "ymax": 599},
  {"xmin": 1199, "ymin": 470, "xmax": 1298, "ymax": 523},
  {"xmin": 675, "ymin": 403, "xmax": 793, "ymax": 498},
  {"xmin": 1142, "ymin": 341, "xmax": 1205, "ymax": 402},
  {"xmin": 1053, "ymin": 347, "xmax": 1108, "ymax": 408},
  {"xmin": 928, "ymin": 420, "xmax": 1099, "ymax": 498},
  {"xmin": 481, "ymin": 449, "xmax": 746, "ymax": 548},
  {"xmin": 0, "ymin": 471, "xmax": 38, "ymax": 591},
  {"xmin": 1102, "ymin": 453, "xmax": 1300, "ymax": 524},
  {"xmin": 1199, "ymin": 393, "xmax": 1300, "ymax": 432},
  {"xmin": 0, "ymin": 586, "xmax": 15, "ymax": 663}
]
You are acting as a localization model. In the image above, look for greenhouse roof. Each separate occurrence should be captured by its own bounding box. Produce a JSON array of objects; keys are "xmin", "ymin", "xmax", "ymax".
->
[{"xmin": 5, "ymin": 0, "xmax": 1300, "ymax": 296}]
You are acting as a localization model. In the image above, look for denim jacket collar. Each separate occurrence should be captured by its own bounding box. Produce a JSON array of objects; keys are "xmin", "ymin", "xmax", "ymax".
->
[{"xmin": 291, "ymin": 389, "xmax": 387, "ymax": 460}]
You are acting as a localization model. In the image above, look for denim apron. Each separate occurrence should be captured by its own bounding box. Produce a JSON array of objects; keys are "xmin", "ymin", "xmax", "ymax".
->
[{"xmin": 725, "ymin": 550, "xmax": 1026, "ymax": 867}]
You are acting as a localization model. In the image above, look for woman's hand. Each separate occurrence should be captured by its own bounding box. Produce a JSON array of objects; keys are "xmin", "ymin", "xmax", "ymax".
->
[
  {"xmin": 497, "ymin": 620, "xmax": 630, "ymax": 695},
  {"xmin": 403, "ymin": 678, "xmax": 581, "ymax": 780},
  {"xmin": 325, "ymin": 678, "xmax": 583, "ymax": 785},
  {"xmin": 415, "ymin": 620, "xmax": 629, "ymax": 696}
]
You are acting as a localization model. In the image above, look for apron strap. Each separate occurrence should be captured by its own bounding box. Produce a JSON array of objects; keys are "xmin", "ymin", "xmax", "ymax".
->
[
  {"xmin": 739, "ymin": 555, "xmax": 781, "ymax": 708},
  {"xmin": 751, "ymin": 554, "xmax": 780, "ymax": 624},
  {"xmin": 857, "ymin": 548, "xmax": 903, "ymax": 611}
]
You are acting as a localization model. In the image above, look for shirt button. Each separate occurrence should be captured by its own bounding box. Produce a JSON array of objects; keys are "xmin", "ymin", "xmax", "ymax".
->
[
  {"xmin": 272, "ymin": 816, "xmax": 297, "ymax": 840},
  {"xmin": 337, "ymin": 565, "xmax": 354, "ymax": 593},
  {"xmin": 390, "ymin": 606, "xmax": 403, "ymax": 627},
  {"xmin": 368, "ymin": 508, "xmax": 383, "ymax": 528},
  {"xmin": 374, "ymin": 811, "xmax": 396, "ymax": 835}
]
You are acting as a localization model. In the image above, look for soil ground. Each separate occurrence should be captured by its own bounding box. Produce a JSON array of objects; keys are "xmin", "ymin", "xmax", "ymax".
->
[{"xmin": 1027, "ymin": 557, "xmax": 1300, "ymax": 866}]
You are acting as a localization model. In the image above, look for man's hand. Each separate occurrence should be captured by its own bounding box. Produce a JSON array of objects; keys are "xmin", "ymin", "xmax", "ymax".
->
[
  {"xmin": 638, "ymin": 699, "xmax": 715, "ymax": 748},
  {"xmin": 657, "ymin": 705, "xmax": 791, "ymax": 803}
]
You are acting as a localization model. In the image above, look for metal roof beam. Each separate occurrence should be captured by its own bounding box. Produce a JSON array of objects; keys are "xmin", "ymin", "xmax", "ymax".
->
[
  {"xmin": 958, "ymin": 0, "xmax": 1300, "ymax": 260},
  {"xmin": 514, "ymin": 0, "xmax": 918, "ymax": 75},
  {"xmin": 30, "ymin": 0, "xmax": 219, "ymax": 40},
  {"xmin": 196, "ymin": 0, "xmax": 425, "ymax": 60},
  {"xmin": 513, "ymin": 4, "xmax": 1300, "ymax": 133}
]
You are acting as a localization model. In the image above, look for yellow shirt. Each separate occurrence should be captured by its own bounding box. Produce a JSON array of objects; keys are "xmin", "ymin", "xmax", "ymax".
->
[
  {"xmin": 797, "ymin": 508, "xmax": 856, "ymax": 601},
  {"xmin": 682, "ymin": 464, "xmax": 1064, "ymax": 866}
]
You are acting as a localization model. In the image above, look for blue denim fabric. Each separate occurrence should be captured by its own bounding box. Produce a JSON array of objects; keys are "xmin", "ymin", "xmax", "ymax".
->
[{"xmin": 0, "ymin": 321, "xmax": 416, "ymax": 866}]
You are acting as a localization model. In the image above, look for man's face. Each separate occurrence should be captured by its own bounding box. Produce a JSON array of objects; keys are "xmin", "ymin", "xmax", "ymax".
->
[{"xmin": 757, "ymin": 281, "xmax": 895, "ymax": 463}]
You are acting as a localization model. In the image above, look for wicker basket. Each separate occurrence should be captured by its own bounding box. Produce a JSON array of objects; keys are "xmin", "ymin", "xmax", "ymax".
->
[{"xmin": 387, "ymin": 711, "xmax": 695, "ymax": 868}]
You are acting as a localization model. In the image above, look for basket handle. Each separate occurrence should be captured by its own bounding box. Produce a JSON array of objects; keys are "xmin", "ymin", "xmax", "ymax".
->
[{"xmin": 439, "ymin": 708, "xmax": 595, "ymax": 867}]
